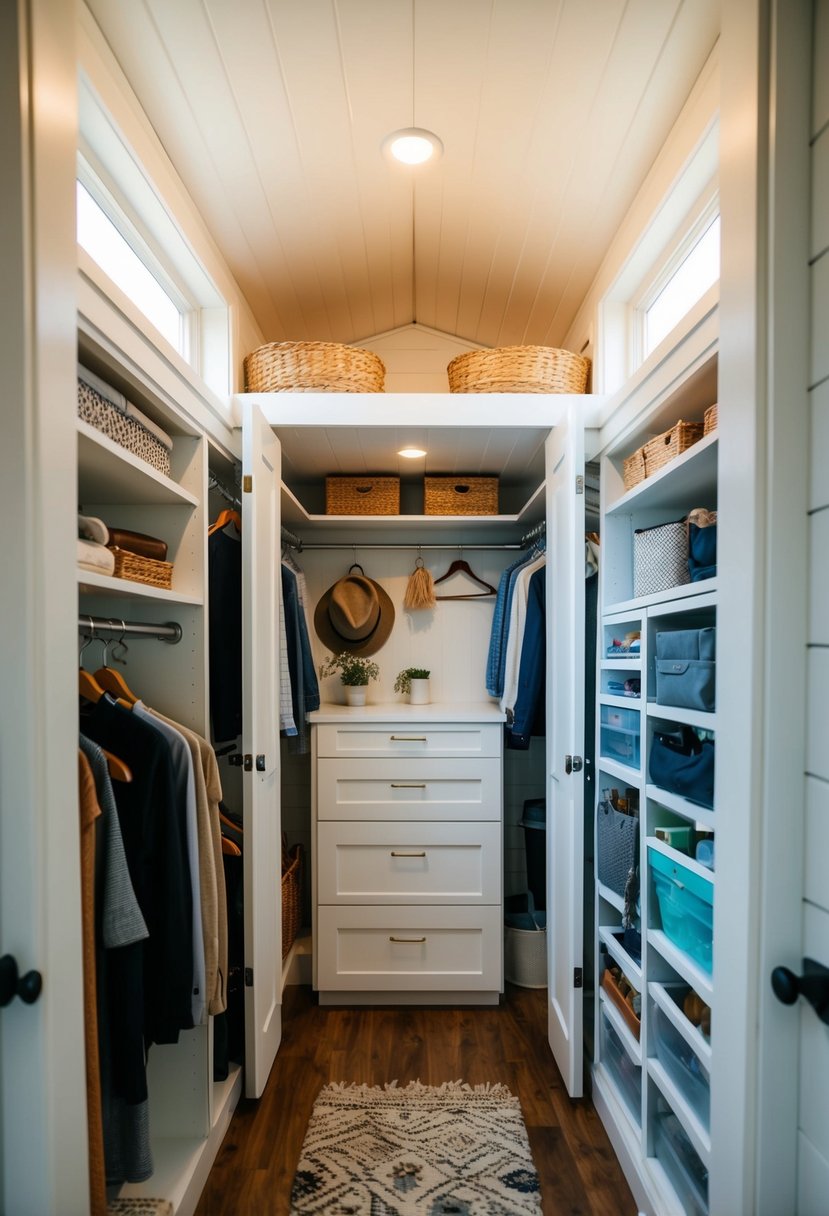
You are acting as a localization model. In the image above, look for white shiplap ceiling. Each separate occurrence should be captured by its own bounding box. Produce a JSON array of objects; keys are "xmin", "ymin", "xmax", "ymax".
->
[{"xmin": 84, "ymin": 0, "xmax": 720, "ymax": 353}]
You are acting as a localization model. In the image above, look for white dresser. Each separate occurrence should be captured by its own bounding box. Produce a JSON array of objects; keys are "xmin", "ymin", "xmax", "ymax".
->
[{"xmin": 308, "ymin": 704, "xmax": 505, "ymax": 1005}]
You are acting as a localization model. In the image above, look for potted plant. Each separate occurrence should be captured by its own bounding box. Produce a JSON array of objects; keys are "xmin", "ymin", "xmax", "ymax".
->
[
  {"xmin": 394, "ymin": 666, "xmax": 432, "ymax": 705},
  {"xmin": 319, "ymin": 652, "xmax": 380, "ymax": 706}
]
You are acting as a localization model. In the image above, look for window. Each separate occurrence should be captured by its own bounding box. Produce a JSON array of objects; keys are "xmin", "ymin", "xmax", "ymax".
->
[
  {"xmin": 76, "ymin": 180, "xmax": 184, "ymax": 352},
  {"xmin": 642, "ymin": 213, "xmax": 720, "ymax": 358}
]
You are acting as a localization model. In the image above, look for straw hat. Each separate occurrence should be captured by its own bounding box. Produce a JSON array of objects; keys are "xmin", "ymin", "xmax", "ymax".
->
[{"xmin": 314, "ymin": 571, "xmax": 395, "ymax": 656}]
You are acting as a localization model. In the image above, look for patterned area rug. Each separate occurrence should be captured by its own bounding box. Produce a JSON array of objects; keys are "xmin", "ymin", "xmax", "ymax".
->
[{"xmin": 290, "ymin": 1080, "xmax": 542, "ymax": 1215}]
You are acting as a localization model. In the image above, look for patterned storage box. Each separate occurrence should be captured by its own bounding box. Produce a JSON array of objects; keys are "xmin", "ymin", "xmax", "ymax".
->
[
  {"xmin": 325, "ymin": 475, "xmax": 400, "ymax": 515},
  {"xmin": 633, "ymin": 519, "xmax": 690, "ymax": 598},
  {"xmin": 77, "ymin": 376, "xmax": 172, "ymax": 478},
  {"xmin": 423, "ymin": 476, "xmax": 499, "ymax": 515}
]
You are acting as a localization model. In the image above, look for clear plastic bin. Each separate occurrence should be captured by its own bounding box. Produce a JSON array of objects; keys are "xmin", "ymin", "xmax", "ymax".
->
[
  {"xmin": 653, "ymin": 1101, "xmax": 709, "ymax": 1216},
  {"xmin": 600, "ymin": 1009, "xmax": 641, "ymax": 1126},
  {"xmin": 600, "ymin": 704, "xmax": 641, "ymax": 768},
  {"xmin": 651, "ymin": 1004, "xmax": 710, "ymax": 1127},
  {"xmin": 649, "ymin": 848, "xmax": 714, "ymax": 972}
]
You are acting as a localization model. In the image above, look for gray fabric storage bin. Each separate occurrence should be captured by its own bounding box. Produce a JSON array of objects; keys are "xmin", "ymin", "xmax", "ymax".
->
[{"xmin": 655, "ymin": 627, "xmax": 716, "ymax": 712}]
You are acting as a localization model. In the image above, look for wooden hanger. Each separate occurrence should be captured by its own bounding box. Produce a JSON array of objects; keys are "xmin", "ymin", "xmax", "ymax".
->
[
  {"xmin": 208, "ymin": 508, "xmax": 241, "ymax": 537},
  {"xmin": 95, "ymin": 666, "xmax": 139, "ymax": 707},
  {"xmin": 433, "ymin": 558, "xmax": 497, "ymax": 601},
  {"xmin": 79, "ymin": 667, "xmax": 106, "ymax": 703},
  {"xmin": 220, "ymin": 809, "xmax": 243, "ymax": 835},
  {"xmin": 221, "ymin": 836, "xmax": 242, "ymax": 857},
  {"xmin": 103, "ymin": 748, "xmax": 133, "ymax": 783}
]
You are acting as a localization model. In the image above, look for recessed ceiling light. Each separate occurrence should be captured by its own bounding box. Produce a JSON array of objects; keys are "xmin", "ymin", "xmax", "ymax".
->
[
  {"xmin": 398, "ymin": 447, "xmax": 427, "ymax": 459},
  {"xmin": 383, "ymin": 128, "xmax": 443, "ymax": 165}
]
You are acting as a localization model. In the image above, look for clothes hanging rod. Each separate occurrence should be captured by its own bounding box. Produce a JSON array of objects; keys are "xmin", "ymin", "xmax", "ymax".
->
[
  {"xmin": 294, "ymin": 542, "xmax": 523, "ymax": 551},
  {"xmin": 280, "ymin": 525, "xmax": 303, "ymax": 551},
  {"xmin": 208, "ymin": 471, "xmax": 242, "ymax": 509},
  {"xmin": 78, "ymin": 615, "xmax": 182, "ymax": 644}
]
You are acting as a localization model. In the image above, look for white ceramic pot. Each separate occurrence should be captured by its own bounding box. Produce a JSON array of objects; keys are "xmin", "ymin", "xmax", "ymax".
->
[
  {"xmin": 344, "ymin": 684, "xmax": 367, "ymax": 706},
  {"xmin": 408, "ymin": 678, "xmax": 431, "ymax": 705}
]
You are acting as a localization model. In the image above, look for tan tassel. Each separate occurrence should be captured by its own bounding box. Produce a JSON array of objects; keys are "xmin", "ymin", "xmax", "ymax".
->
[{"xmin": 404, "ymin": 558, "xmax": 436, "ymax": 610}]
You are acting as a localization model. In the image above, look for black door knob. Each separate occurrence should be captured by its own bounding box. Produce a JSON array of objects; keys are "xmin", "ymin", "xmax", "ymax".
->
[
  {"xmin": 0, "ymin": 954, "xmax": 43, "ymax": 1008},
  {"xmin": 771, "ymin": 958, "xmax": 829, "ymax": 1025}
]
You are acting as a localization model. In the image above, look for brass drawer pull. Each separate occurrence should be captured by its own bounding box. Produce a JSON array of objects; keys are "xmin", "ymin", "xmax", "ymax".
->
[
  {"xmin": 390, "ymin": 851, "xmax": 427, "ymax": 858},
  {"xmin": 389, "ymin": 735, "xmax": 427, "ymax": 742},
  {"xmin": 389, "ymin": 936, "xmax": 427, "ymax": 944},
  {"xmin": 390, "ymin": 782, "xmax": 426, "ymax": 789}
]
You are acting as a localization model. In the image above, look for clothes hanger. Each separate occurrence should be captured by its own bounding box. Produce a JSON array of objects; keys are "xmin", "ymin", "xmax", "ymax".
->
[
  {"xmin": 208, "ymin": 507, "xmax": 241, "ymax": 537},
  {"xmin": 78, "ymin": 621, "xmax": 106, "ymax": 703},
  {"xmin": 221, "ymin": 836, "xmax": 242, "ymax": 857},
  {"xmin": 433, "ymin": 554, "xmax": 497, "ymax": 600},
  {"xmin": 94, "ymin": 621, "xmax": 139, "ymax": 706},
  {"xmin": 220, "ymin": 808, "xmax": 243, "ymax": 835},
  {"xmin": 102, "ymin": 748, "xmax": 133, "ymax": 783}
]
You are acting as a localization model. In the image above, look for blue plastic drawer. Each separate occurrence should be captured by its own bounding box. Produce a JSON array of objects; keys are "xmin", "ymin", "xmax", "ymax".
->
[
  {"xmin": 649, "ymin": 848, "xmax": 714, "ymax": 972},
  {"xmin": 600, "ymin": 1009, "xmax": 641, "ymax": 1125},
  {"xmin": 654, "ymin": 1103, "xmax": 709, "ymax": 1216},
  {"xmin": 600, "ymin": 705, "xmax": 641, "ymax": 768},
  {"xmin": 651, "ymin": 1005, "xmax": 710, "ymax": 1127}
]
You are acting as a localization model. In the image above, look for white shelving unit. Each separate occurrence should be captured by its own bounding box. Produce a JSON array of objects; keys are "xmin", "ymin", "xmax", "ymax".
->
[{"xmin": 593, "ymin": 349, "xmax": 718, "ymax": 1215}]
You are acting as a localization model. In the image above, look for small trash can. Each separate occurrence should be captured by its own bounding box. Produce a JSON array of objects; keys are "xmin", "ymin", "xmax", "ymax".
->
[
  {"xmin": 521, "ymin": 797, "xmax": 546, "ymax": 912},
  {"xmin": 504, "ymin": 893, "xmax": 547, "ymax": 988}
]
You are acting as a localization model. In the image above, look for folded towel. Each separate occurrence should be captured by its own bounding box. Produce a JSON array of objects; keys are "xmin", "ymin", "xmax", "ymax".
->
[
  {"xmin": 107, "ymin": 528, "xmax": 168, "ymax": 561},
  {"xmin": 77, "ymin": 363, "xmax": 127, "ymax": 413},
  {"xmin": 78, "ymin": 513, "xmax": 110, "ymax": 546},
  {"xmin": 77, "ymin": 537, "xmax": 115, "ymax": 576},
  {"xmin": 125, "ymin": 401, "xmax": 173, "ymax": 451}
]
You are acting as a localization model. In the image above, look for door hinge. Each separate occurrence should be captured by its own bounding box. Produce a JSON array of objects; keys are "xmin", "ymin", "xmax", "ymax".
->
[
  {"xmin": 243, "ymin": 474, "xmax": 252, "ymax": 492},
  {"xmin": 574, "ymin": 967, "xmax": 583, "ymax": 989},
  {"xmin": 564, "ymin": 754, "xmax": 583, "ymax": 775},
  {"xmin": 575, "ymin": 474, "xmax": 584, "ymax": 495},
  {"xmin": 245, "ymin": 967, "xmax": 254, "ymax": 987},
  {"xmin": 255, "ymin": 753, "xmax": 266, "ymax": 771},
  {"xmin": 243, "ymin": 754, "xmax": 253, "ymax": 771}
]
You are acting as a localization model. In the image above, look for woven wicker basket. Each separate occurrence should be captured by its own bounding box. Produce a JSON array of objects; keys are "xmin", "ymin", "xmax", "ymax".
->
[
  {"xmin": 325, "ymin": 475, "xmax": 400, "ymax": 515},
  {"xmin": 704, "ymin": 403, "xmax": 718, "ymax": 435},
  {"xmin": 109, "ymin": 546, "xmax": 173, "ymax": 590},
  {"xmin": 244, "ymin": 341, "xmax": 385, "ymax": 393},
  {"xmin": 623, "ymin": 447, "xmax": 647, "ymax": 492},
  {"xmin": 281, "ymin": 843, "xmax": 301, "ymax": 959},
  {"xmin": 424, "ymin": 476, "xmax": 499, "ymax": 516},
  {"xmin": 643, "ymin": 420, "xmax": 705, "ymax": 477},
  {"xmin": 447, "ymin": 345, "xmax": 590, "ymax": 394}
]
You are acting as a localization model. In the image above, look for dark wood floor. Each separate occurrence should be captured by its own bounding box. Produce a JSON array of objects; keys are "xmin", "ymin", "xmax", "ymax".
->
[{"xmin": 195, "ymin": 984, "xmax": 636, "ymax": 1215}]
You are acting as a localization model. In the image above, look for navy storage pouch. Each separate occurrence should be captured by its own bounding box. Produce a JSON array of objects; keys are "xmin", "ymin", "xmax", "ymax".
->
[
  {"xmin": 688, "ymin": 519, "xmax": 717, "ymax": 581},
  {"xmin": 655, "ymin": 627, "xmax": 716, "ymax": 712},
  {"xmin": 649, "ymin": 725, "xmax": 715, "ymax": 808}
]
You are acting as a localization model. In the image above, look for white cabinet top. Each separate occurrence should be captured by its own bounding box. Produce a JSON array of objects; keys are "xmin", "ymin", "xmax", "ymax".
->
[{"xmin": 308, "ymin": 701, "xmax": 505, "ymax": 724}]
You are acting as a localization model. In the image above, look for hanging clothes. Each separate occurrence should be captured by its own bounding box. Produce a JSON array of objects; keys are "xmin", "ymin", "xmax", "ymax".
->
[
  {"xmin": 500, "ymin": 552, "xmax": 546, "ymax": 716},
  {"xmin": 208, "ymin": 520, "xmax": 242, "ymax": 743},
  {"xmin": 281, "ymin": 556, "xmax": 320, "ymax": 754},
  {"xmin": 506, "ymin": 566, "xmax": 546, "ymax": 750}
]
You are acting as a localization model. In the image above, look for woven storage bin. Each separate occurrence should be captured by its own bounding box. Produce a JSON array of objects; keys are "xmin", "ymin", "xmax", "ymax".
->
[
  {"xmin": 623, "ymin": 446, "xmax": 647, "ymax": 491},
  {"xmin": 244, "ymin": 341, "xmax": 385, "ymax": 393},
  {"xmin": 633, "ymin": 519, "xmax": 690, "ymax": 598},
  {"xmin": 325, "ymin": 475, "xmax": 400, "ymax": 515},
  {"xmin": 77, "ymin": 379, "xmax": 171, "ymax": 478},
  {"xmin": 447, "ymin": 344, "xmax": 590, "ymax": 394},
  {"xmin": 281, "ymin": 842, "xmax": 301, "ymax": 959},
  {"xmin": 504, "ymin": 925, "xmax": 547, "ymax": 988},
  {"xmin": 643, "ymin": 419, "xmax": 705, "ymax": 478},
  {"xmin": 423, "ymin": 476, "xmax": 499, "ymax": 516},
  {"xmin": 109, "ymin": 547, "xmax": 173, "ymax": 590},
  {"xmin": 704, "ymin": 403, "xmax": 718, "ymax": 435}
]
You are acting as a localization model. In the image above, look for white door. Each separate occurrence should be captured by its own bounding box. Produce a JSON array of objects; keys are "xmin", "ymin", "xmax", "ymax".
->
[
  {"xmin": 545, "ymin": 405, "xmax": 586, "ymax": 1097},
  {"xmin": 1, "ymin": 2, "xmax": 88, "ymax": 1211},
  {"xmin": 241, "ymin": 401, "xmax": 283, "ymax": 1098}
]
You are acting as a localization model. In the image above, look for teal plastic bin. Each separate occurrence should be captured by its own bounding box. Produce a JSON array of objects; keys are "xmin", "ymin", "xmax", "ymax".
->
[{"xmin": 649, "ymin": 848, "xmax": 714, "ymax": 972}]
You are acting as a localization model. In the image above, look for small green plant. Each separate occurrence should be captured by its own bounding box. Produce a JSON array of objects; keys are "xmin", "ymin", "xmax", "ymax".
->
[
  {"xmin": 394, "ymin": 666, "xmax": 431, "ymax": 695},
  {"xmin": 319, "ymin": 652, "xmax": 380, "ymax": 686}
]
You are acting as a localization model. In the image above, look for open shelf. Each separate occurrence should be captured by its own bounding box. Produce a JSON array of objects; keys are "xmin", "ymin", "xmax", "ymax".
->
[
  {"xmin": 597, "ymin": 882, "xmax": 625, "ymax": 913},
  {"xmin": 648, "ymin": 930, "xmax": 714, "ymax": 1005},
  {"xmin": 647, "ymin": 703, "xmax": 717, "ymax": 732},
  {"xmin": 599, "ymin": 926, "xmax": 643, "ymax": 989},
  {"xmin": 78, "ymin": 570, "xmax": 203, "ymax": 605},
  {"xmin": 606, "ymin": 433, "xmax": 718, "ymax": 518},
  {"xmin": 605, "ymin": 577, "xmax": 718, "ymax": 618},
  {"xmin": 599, "ymin": 989, "xmax": 642, "ymax": 1065},
  {"xmin": 648, "ymin": 1059, "xmax": 711, "ymax": 1167},
  {"xmin": 78, "ymin": 420, "xmax": 199, "ymax": 507},
  {"xmin": 646, "ymin": 837, "xmax": 715, "ymax": 886},
  {"xmin": 649, "ymin": 981, "xmax": 712, "ymax": 1071},
  {"xmin": 599, "ymin": 755, "xmax": 642, "ymax": 785},
  {"xmin": 646, "ymin": 786, "xmax": 715, "ymax": 830}
]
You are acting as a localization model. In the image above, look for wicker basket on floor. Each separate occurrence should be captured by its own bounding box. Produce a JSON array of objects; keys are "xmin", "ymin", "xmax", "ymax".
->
[
  {"xmin": 447, "ymin": 345, "xmax": 590, "ymax": 394},
  {"xmin": 109, "ymin": 547, "xmax": 173, "ymax": 590},
  {"xmin": 643, "ymin": 419, "xmax": 705, "ymax": 477},
  {"xmin": 282, "ymin": 842, "xmax": 301, "ymax": 959},
  {"xmin": 244, "ymin": 341, "xmax": 385, "ymax": 393}
]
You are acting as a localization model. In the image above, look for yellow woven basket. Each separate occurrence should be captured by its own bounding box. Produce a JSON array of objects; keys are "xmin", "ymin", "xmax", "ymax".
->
[
  {"xmin": 447, "ymin": 345, "xmax": 590, "ymax": 394},
  {"xmin": 244, "ymin": 341, "xmax": 385, "ymax": 393},
  {"xmin": 643, "ymin": 420, "xmax": 705, "ymax": 478},
  {"xmin": 325, "ymin": 476, "xmax": 400, "ymax": 515},
  {"xmin": 704, "ymin": 403, "xmax": 718, "ymax": 435},
  {"xmin": 281, "ymin": 843, "xmax": 301, "ymax": 959},
  {"xmin": 424, "ymin": 476, "xmax": 499, "ymax": 515},
  {"xmin": 109, "ymin": 547, "xmax": 173, "ymax": 590}
]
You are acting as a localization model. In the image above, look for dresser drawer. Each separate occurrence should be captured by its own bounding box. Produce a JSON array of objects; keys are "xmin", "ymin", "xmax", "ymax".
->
[
  {"xmin": 316, "ymin": 757, "xmax": 501, "ymax": 821},
  {"xmin": 316, "ymin": 905, "xmax": 503, "ymax": 991},
  {"xmin": 317, "ymin": 820, "xmax": 501, "ymax": 904},
  {"xmin": 315, "ymin": 722, "xmax": 502, "ymax": 759}
]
